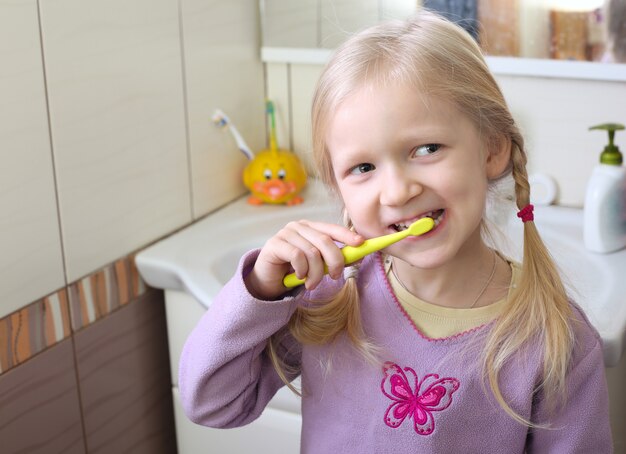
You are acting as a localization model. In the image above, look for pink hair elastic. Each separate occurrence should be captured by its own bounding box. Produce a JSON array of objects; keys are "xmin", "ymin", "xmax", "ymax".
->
[{"xmin": 517, "ymin": 204, "xmax": 534, "ymax": 223}]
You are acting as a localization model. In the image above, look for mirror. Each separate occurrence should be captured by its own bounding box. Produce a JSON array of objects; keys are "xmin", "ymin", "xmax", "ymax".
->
[{"xmin": 260, "ymin": 0, "xmax": 626, "ymax": 64}]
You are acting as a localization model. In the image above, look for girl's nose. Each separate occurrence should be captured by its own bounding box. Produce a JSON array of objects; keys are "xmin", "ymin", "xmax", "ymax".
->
[{"xmin": 379, "ymin": 167, "xmax": 422, "ymax": 206}]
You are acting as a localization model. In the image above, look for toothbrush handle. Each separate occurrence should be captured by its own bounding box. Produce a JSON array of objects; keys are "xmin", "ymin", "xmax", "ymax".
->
[{"xmin": 282, "ymin": 228, "xmax": 413, "ymax": 288}]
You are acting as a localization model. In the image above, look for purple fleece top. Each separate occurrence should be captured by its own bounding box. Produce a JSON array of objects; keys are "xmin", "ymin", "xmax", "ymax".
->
[{"xmin": 179, "ymin": 251, "xmax": 613, "ymax": 453}]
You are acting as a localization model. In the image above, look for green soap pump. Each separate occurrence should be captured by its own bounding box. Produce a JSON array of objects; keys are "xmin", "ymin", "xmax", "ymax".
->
[{"xmin": 583, "ymin": 123, "xmax": 626, "ymax": 253}]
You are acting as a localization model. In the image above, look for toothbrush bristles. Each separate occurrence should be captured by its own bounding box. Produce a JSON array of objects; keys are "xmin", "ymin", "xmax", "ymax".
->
[{"xmin": 211, "ymin": 109, "xmax": 229, "ymax": 128}]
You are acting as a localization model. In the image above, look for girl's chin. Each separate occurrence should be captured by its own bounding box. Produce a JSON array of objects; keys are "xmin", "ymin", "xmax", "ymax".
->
[{"xmin": 389, "ymin": 241, "xmax": 452, "ymax": 268}]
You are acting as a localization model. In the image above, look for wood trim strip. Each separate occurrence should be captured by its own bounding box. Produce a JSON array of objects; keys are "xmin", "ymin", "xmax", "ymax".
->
[{"xmin": 0, "ymin": 254, "xmax": 147, "ymax": 375}]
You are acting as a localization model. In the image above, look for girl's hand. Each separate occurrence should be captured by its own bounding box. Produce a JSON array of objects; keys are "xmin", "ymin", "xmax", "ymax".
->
[{"xmin": 244, "ymin": 220, "xmax": 364, "ymax": 300}]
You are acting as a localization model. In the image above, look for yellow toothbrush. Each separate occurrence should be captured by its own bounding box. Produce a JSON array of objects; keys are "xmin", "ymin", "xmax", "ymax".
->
[{"xmin": 282, "ymin": 217, "xmax": 435, "ymax": 288}]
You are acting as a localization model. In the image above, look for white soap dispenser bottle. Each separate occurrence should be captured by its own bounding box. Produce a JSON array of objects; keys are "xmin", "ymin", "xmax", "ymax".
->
[{"xmin": 584, "ymin": 123, "xmax": 626, "ymax": 253}]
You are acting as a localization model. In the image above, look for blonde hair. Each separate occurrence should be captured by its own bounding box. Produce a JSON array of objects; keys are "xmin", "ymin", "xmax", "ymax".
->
[{"xmin": 269, "ymin": 11, "xmax": 574, "ymax": 424}]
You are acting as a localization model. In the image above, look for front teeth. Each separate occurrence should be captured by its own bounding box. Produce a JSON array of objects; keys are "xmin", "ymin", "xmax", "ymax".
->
[{"xmin": 393, "ymin": 210, "xmax": 444, "ymax": 231}]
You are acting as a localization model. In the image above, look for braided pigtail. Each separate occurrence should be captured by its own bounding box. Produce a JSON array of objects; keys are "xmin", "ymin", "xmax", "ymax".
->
[{"xmin": 483, "ymin": 136, "xmax": 574, "ymax": 426}]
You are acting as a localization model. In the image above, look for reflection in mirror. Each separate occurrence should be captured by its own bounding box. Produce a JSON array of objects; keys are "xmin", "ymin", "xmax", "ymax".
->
[
  {"xmin": 605, "ymin": 0, "xmax": 626, "ymax": 62},
  {"xmin": 260, "ymin": 0, "xmax": 625, "ymax": 63}
]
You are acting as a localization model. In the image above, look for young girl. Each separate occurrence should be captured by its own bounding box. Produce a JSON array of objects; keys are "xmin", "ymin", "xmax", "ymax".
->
[{"xmin": 180, "ymin": 11, "xmax": 612, "ymax": 453}]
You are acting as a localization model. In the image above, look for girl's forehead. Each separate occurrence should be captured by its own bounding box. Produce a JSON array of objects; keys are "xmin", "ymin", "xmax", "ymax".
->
[
  {"xmin": 330, "ymin": 82, "xmax": 463, "ymax": 128},
  {"xmin": 337, "ymin": 78, "xmax": 453, "ymax": 110}
]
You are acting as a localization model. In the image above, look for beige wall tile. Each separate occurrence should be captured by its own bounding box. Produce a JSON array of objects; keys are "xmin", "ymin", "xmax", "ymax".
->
[
  {"xmin": 0, "ymin": 0, "xmax": 65, "ymax": 316},
  {"xmin": 320, "ymin": 0, "xmax": 379, "ymax": 48},
  {"xmin": 0, "ymin": 340, "xmax": 84, "ymax": 453},
  {"xmin": 261, "ymin": 0, "xmax": 318, "ymax": 47},
  {"xmin": 259, "ymin": 0, "xmax": 417, "ymax": 49},
  {"xmin": 40, "ymin": 0, "xmax": 192, "ymax": 282},
  {"xmin": 181, "ymin": 0, "xmax": 266, "ymax": 218},
  {"xmin": 75, "ymin": 289, "xmax": 175, "ymax": 453}
]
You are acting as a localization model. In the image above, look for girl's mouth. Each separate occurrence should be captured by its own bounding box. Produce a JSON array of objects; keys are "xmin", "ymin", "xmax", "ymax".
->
[{"xmin": 391, "ymin": 209, "xmax": 445, "ymax": 232}]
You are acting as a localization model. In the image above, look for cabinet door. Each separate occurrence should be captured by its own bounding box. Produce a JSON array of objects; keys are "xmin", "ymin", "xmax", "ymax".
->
[{"xmin": 173, "ymin": 388, "xmax": 302, "ymax": 454}]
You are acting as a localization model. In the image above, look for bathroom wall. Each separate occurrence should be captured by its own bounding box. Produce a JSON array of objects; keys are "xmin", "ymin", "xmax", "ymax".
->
[
  {"xmin": 0, "ymin": 0, "xmax": 264, "ymax": 452},
  {"xmin": 266, "ymin": 62, "xmax": 626, "ymax": 207}
]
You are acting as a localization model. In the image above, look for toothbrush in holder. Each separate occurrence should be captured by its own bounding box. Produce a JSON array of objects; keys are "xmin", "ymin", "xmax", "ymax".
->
[
  {"xmin": 211, "ymin": 109, "xmax": 255, "ymax": 160},
  {"xmin": 266, "ymin": 99, "xmax": 279, "ymax": 152},
  {"xmin": 283, "ymin": 217, "xmax": 434, "ymax": 288}
]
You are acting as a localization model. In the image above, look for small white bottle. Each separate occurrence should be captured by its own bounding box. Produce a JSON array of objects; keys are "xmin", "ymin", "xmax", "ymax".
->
[{"xmin": 584, "ymin": 123, "xmax": 626, "ymax": 253}]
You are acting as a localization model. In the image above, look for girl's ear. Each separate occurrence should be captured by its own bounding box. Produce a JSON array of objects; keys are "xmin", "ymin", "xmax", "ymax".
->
[{"xmin": 486, "ymin": 136, "xmax": 512, "ymax": 179}]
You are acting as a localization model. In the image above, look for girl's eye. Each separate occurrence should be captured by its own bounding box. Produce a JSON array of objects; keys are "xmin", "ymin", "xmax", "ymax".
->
[
  {"xmin": 412, "ymin": 143, "xmax": 441, "ymax": 157},
  {"xmin": 349, "ymin": 163, "xmax": 376, "ymax": 175}
]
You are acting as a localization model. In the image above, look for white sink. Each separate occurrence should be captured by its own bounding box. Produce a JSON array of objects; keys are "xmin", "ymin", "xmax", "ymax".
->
[
  {"xmin": 136, "ymin": 181, "xmax": 342, "ymax": 309},
  {"xmin": 136, "ymin": 180, "xmax": 626, "ymax": 366}
]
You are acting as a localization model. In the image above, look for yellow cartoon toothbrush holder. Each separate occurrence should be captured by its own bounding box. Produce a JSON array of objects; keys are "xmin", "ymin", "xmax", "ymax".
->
[
  {"xmin": 212, "ymin": 101, "xmax": 307, "ymax": 206},
  {"xmin": 244, "ymin": 100, "xmax": 307, "ymax": 205}
]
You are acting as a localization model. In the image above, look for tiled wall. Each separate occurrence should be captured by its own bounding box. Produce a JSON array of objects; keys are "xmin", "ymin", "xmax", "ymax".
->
[
  {"xmin": 1, "ymin": 1, "xmax": 264, "ymax": 452},
  {"xmin": 0, "ymin": 0, "xmax": 265, "ymax": 319},
  {"xmin": 0, "ymin": 0, "xmax": 65, "ymax": 319},
  {"xmin": 266, "ymin": 62, "xmax": 626, "ymax": 207}
]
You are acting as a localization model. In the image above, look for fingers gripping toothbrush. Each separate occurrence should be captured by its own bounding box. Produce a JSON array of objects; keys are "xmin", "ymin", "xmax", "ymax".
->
[{"xmin": 283, "ymin": 217, "xmax": 435, "ymax": 288}]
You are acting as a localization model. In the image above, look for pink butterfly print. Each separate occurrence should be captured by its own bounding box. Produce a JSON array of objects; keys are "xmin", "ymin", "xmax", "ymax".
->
[{"xmin": 381, "ymin": 362, "xmax": 460, "ymax": 436}]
